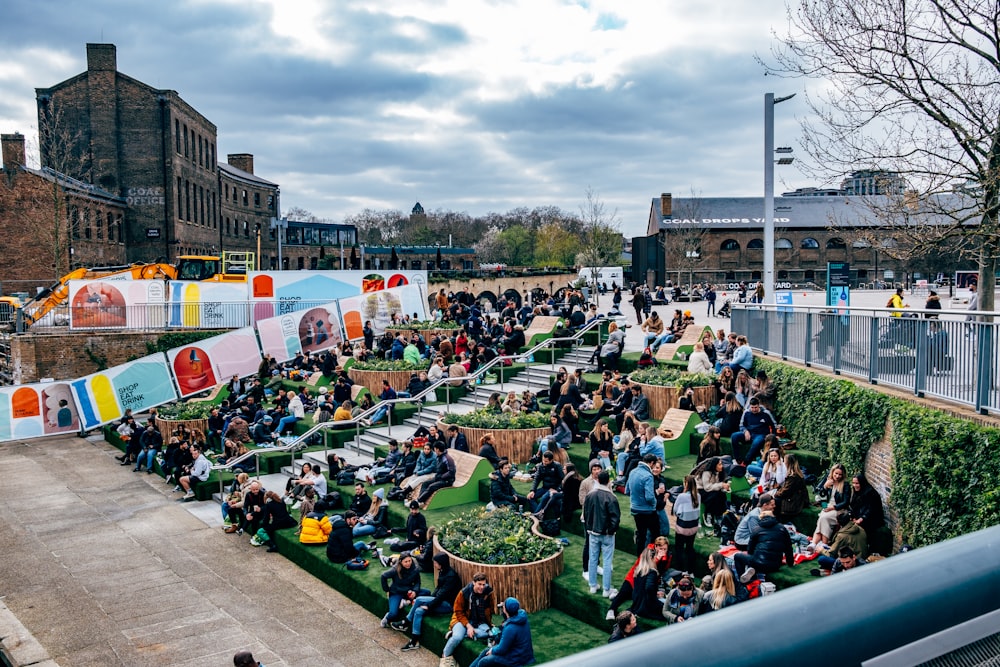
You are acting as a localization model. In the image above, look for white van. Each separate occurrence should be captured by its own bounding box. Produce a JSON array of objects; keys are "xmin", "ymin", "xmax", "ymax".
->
[{"xmin": 578, "ymin": 266, "xmax": 624, "ymax": 289}]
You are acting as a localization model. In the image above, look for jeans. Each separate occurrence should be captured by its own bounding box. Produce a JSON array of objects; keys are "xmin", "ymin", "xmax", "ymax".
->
[
  {"xmin": 444, "ymin": 621, "xmax": 490, "ymax": 657},
  {"xmin": 588, "ymin": 532, "xmax": 616, "ymax": 592},
  {"xmin": 353, "ymin": 523, "xmax": 377, "ymax": 537},
  {"xmin": 371, "ymin": 405, "xmax": 390, "ymax": 423},
  {"xmin": 732, "ymin": 432, "xmax": 766, "ymax": 464},
  {"xmin": 406, "ymin": 596, "xmax": 451, "ymax": 636},
  {"xmin": 135, "ymin": 448, "xmax": 158, "ymax": 471},
  {"xmin": 470, "ymin": 650, "xmax": 516, "ymax": 667},
  {"xmin": 651, "ymin": 332, "xmax": 675, "ymax": 351},
  {"xmin": 277, "ymin": 415, "xmax": 299, "ymax": 434},
  {"xmin": 657, "ymin": 509, "xmax": 671, "ymax": 538}
]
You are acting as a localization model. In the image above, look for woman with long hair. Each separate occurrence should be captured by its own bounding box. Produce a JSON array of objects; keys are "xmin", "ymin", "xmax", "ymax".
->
[
  {"xmin": 735, "ymin": 368, "xmax": 752, "ymax": 406},
  {"xmin": 773, "ymin": 454, "xmax": 809, "ymax": 522},
  {"xmin": 701, "ymin": 551, "xmax": 749, "ymax": 602},
  {"xmin": 606, "ymin": 538, "xmax": 669, "ymax": 621},
  {"xmin": 485, "ymin": 392, "xmax": 503, "ymax": 413},
  {"xmin": 702, "ymin": 568, "xmax": 737, "ymax": 612},
  {"xmin": 380, "ymin": 551, "xmax": 425, "ymax": 626},
  {"xmin": 849, "ymin": 472, "xmax": 885, "ymax": 537},
  {"xmin": 588, "ymin": 419, "xmax": 614, "ymax": 469},
  {"xmin": 716, "ymin": 391, "xmax": 743, "ymax": 439},
  {"xmin": 352, "ymin": 488, "xmax": 386, "ymax": 537},
  {"xmin": 697, "ymin": 426, "xmax": 723, "ymax": 463},
  {"xmin": 672, "ymin": 475, "xmax": 701, "ymax": 573},
  {"xmin": 811, "ymin": 463, "xmax": 850, "ymax": 546},
  {"xmin": 560, "ymin": 403, "xmax": 583, "ymax": 440},
  {"xmin": 501, "ymin": 390, "xmax": 522, "ymax": 413},
  {"xmin": 628, "ymin": 543, "xmax": 664, "ymax": 620},
  {"xmin": 750, "ymin": 441, "xmax": 786, "ymax": 490},
  {"xmin": 695, "ymin": 456, "xmax": 731, "ymax": 530},
  {"xmin": 715, "ymin": 365, "xmax": 737, "ymax": 397}
]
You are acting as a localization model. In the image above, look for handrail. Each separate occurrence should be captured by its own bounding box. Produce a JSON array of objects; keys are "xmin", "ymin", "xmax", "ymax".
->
[{"xmin": 208, "ymin": 317, "xmax": 607, "ymax": 489}]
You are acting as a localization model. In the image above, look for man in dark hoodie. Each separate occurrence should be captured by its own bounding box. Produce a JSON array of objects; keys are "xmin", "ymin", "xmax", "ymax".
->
[
  {"xmin": 396, "ymin": 552, "xmax": 463, "ymax": 651},
  {"xmin": 442, "ymin": 573, "xmax": 495, "ymax": 665},
  {"xmin": 469, "ymin": 597, "xmax": 534, "ymax": 667},
  {"xmin": 732, "ymin": 508, "xmax": 795, "ymax": 581},
  {"xmin": 325, "ymin": 511, "xmax": 371, "ymax": 564}
]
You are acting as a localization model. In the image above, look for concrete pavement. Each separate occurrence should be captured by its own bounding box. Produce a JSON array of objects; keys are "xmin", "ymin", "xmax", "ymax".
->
[{"xmin": 0, "ymin": 434, "xmax": 437, "ymax": 667}]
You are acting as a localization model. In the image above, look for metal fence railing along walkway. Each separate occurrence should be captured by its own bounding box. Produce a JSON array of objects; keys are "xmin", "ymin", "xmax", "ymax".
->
[{"xmin": 731, "ymin": 304, "xmax": 999, "ymax": 415}]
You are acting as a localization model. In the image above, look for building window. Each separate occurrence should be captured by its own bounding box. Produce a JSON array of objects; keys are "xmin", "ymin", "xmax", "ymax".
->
[
  {"xmin": 106, "ymin": 212, "xmax": 114, "ymax": 242},
  {"xmin": 297, "ymin": 257, "xmax": 305, "ymax": 270},
  {"xmin": 254, "ymin": 192, "xmax": 261, "ymax": 207},
  {"xmin": 751, "ymin": 270, "xmax": 762, "ymax": 280},
  {"xmin": 225, "ymin": 217, "xmax": 230, "ymax": 236},
  {"xmin": 175, "ymin": 119, "xmax": 181, "ymax": 153},
  {"xmin": 267, "ymin": 195, "xmax": 274, "ymax": 210},
  {"xmin": 183, "ymin": 124, "xmax": 189, "ymax": 157},
  {"xmin": 747, "ymin": 239, "xmax": 764, "ymax": 249},
  {"xmin": 720, "ymin": 239, "xmax": 740, "ymax": 251},
  {"xmin": 801, "ymin": 237, "xmax": 820, "ymax": 249},
  {"xmin": 96, "ymin": 211, "xmax": 103, "ymax": 240},
  {"xmin": 116, "ymin": 215, "xmax": 123, "ymax": 243},
  {"xmin": 177, "ymin": 176, "xmax": 183, "ymax": 218},
  {"xmin": 185, "ymin": 180, "xmax": 191, "ymax": 221},
  {"xmin": 775, "ymin": 238, "xmax": 793, "ymax": 249},
  {"xmin": 232, "ymin": 186, "xmax": 237, "ymax": 202},
  {"xmin": 858, "ymin": 269, "xmax": 869, "ymax": 279},
  {"xmin": 211, "ymin": 193, "xmax": 216, "ymax": 228},
  {"xmin": 310, "ymin": 257, "xmax": 318, "ymax": 270},
  {"xmin": 210, "ymin": 144, "xmax": 215, "ymax": 172},
  {"xmin": 242, "ymin": 190, "xmax": 248, "ymax": 207},
  {"xmin": 200, "ymin": 185, "xmax": 206, "ymax": 225},
  {"xmin": 83, "ymin": 208, "xmax": 92, "ymax": 240},
  {"xmin": 826, "ymin": 237, "xmax": 847, "ymax": 249},
  {"xmin": 804, "ymin": 270, "xmax": 815, "ymax": 281},
  {"xmin": 411, "ymin": 260, "xmax": 422, "ymax": 270},
  {"xmin": 778, "ymin": 270, "xmax": 789, "ymax": 279},
  {"xmin": 725, "ymin": 271, "xmax": 736, "ymax": 280},
  {"xmin": 244, "ymin": 221, "xmax": 250, "ymax": 238}
]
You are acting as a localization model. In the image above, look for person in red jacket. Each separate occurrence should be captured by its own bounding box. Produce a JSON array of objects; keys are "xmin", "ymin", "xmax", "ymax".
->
[{"xmin": 605, "ymin": 536, "xmax": 672, "ymax": 621}]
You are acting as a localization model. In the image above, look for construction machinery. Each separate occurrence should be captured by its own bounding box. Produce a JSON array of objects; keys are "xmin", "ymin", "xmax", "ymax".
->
[{"xmin": 15, "ymin": 252, "xmax": 254, "ymax": 329}]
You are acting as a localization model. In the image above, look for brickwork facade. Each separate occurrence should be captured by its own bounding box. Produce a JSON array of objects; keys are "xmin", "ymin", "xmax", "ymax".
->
[
  {"xmin": 1, "ymin": 133, "xmax": 127, "ymax": 292},
  {"xmin": 10, "ymin": 331, "xmax": 164, "ymax": 384},
  {"xmin": 864, "ymin": 424, "xmax": 899, "ymax": 548}
]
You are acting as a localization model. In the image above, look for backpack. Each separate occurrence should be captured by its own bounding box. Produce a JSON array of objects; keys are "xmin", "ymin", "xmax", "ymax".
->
[
  {"xmin": 387, "ymin": 486, "xmax": 408, "ymax": 501},
  {"xmin": 373, "ymin": 469, "xmax": 395, "ymax": 485},
  {"xmin": 718, "ymin": 508, "xmax": 743, "ymax": 546},
  {"xmin": 539, "ymin": 518, "xmax": 561, "ymax": 537},
  {"xmin": 321, "ymin": 491, "xmax": 342, "ymax": 509},
  {"xmin": 336, "ymin": 471, "xmax": 356, "ymax": 486}
]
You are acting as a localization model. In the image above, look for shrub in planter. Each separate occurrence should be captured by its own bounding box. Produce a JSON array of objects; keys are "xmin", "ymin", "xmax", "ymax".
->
[
  {"xmin": 440, "ymin": 408, "xmax": 551, "ymax": 430},
  {"xmin": 350, "ymin": 359, "xmax": 430, "ymax": 372},
  {"xmin": 629, "ymin": 367, "xmax": 714, "ymax": 388},
  {"xmin": 438, "ymin": 506, "xmax": 562, "ymax": 564},
  {"xmin": 386, "ymin": 320, "xmax": 460, "ymax": 331},
  {"xmin": 157, "ymin": 401, "xmax": 217, "ymax": 421}
]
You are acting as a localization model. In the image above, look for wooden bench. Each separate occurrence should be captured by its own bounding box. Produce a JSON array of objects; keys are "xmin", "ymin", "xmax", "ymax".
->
[
  {"xmin": 522, "ymin": 316, "xmax": 562, "ymax": 348},
  {"xmin": 654, "ymin": 324, "xmax": 712, "ymax": 361},
  {"xmin": 655, "ymin": 407, "xmax": 704, "ymax": 458},
  {"xmin": 187, "ymin": 383, "xmax": 226, "ymax": 403},
  {"xmin": 423, "ymin": 449, "xmax": 495, "ymax": 510}
]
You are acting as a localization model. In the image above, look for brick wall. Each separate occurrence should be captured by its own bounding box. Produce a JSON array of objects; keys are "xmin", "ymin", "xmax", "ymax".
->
[
  {"xmin": 864, "ymin": 420, "xmax": 899, "ymax": 547},
  {"xmin": 10, "ymin": 331, "xmax": 165, "ymax": 384}
]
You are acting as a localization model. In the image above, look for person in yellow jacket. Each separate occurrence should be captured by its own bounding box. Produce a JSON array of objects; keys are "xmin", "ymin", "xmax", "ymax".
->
[
  {"xmin": 299, "ymin": 509, "xmax": 333, "ymax": 544},
  {"xmin": 887, "ymin": 288, "xmax": 906, "ymax": 317}
]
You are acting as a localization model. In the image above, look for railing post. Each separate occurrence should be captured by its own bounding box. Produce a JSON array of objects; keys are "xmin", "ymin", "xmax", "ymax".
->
[
  {"xmin": 975, "ymin": 322, "xmax": 993, "ymax": 414},
  {"xmin": 869, "ymin": 316, "xmax": 881, "ymax": 384},
  {"xmin": 913, "ymin": 319, "xmax": 928, "ymax": 396},
  {"xmin": 804, "ymin": 311, "xmax": 813, "ymax": 366}
]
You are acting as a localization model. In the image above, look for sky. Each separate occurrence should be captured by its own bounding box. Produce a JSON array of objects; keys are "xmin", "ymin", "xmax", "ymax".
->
[{"xmin": 0, "ymin": 0, "xmax": 812, "ymax": 240}]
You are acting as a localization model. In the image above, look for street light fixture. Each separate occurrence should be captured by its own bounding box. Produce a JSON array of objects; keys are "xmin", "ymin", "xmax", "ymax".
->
[{"xmin": 764, "ymin": 93, "xmax": 796, "ymax": 305}]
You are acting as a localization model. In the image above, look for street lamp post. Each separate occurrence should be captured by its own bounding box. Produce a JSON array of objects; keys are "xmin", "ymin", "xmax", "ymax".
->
[{"xmin": 764, "ymin": 92, "xmax": 795, "ymax": 305}]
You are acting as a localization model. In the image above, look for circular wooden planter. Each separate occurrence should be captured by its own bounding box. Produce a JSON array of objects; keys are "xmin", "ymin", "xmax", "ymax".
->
[
  {"xmin": 154, "ymin": 417, "xmax": 209, "ymax": 440},
  {"xmin": 348, "ymin": 368, "xmax": 420, "ymax": 394},
  {"xmin": 634, "ymin": 383, "xmax": 716, "ymax": 419},
  {"xmin": 433, "ymin": 524, "xmax": 564, "ymax": 613},
  {"xmin": 441, "ymin": 424, "xmax": 550, "ymax": 465}
]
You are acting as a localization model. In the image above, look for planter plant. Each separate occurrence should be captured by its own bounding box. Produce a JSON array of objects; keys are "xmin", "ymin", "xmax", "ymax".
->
[
  {"xmin": 437, "ymin": 507, "xmax": 562, "ymax": 565},
  {"xmin": 630, "ymin": 367, "xmax": 715, "ymax": 388},
  {"xmin": 350, "ymin": 359, "xmax": 430, "ymax": 372},
  {"xmin": 440, "ymin": 408, "xmax": 551, "ymax": 430},
  {"xmin": 386, "ymin": 320, "xmax": 460, "ymax": 330},
  {"xmin": 157, "ymin": 401, "xmax": 217, "ymax": 421}
]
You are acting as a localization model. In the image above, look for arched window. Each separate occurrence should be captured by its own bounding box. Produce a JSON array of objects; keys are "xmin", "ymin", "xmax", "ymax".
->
[
  {"xmin": 775, "ymin": 238, "xmax": 793, "ymax": 249},
  {"xmin": 720, "ymin": 239, "xmax": 740, "ymax": 251},
  {"xmin": 852, "ymin": 239, "xmax": 871, "ymax": 248},
  {"xmin": 826, "ymin": 237, "xmax": 847, "ymax": 249},
  {"xmin": 747, "ymin": 239, "xmax": 764, "ymax": 249},
  {"xmin": 801, "ymin": 238, "xmax": 819, "ymax": 249}
]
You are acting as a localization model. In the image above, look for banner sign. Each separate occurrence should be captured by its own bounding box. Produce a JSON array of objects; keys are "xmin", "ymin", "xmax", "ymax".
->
[
  {"xmin": 166, "ymin": 281, "xmax": 249, "ymax": 329},
  {"xmin": 248, "ymin": 270, "xmax": 427, "ymax": 322},
  {"xmin": 68, "ymin": 279, "xmax": 167, "ymax": 330},
  {"xmin": 70, "ymin": 354, "xmax": 178, "ymax": 430},
  {"xmin": 337, "ymin": 284, "xmax": 428, "ymax": 340},
  {"xmin": 0, "ymin": 381, "xmax": 81, "ymax": 440},
  {"xmin": 166, "ymin": 328, "xmax": 263, "ymax": 398},
  {"xmin": 255, "ymin": 301, "xmax": 345, "ymax": 364}
]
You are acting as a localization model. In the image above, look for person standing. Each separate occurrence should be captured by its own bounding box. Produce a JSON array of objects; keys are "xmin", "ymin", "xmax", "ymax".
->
[
  {"xmin": 631, "ymin": 287, "xmax": 646, "ymax": 325},
  {"xmin": 584, "ymin": 471, "xmax": 620, "ymax": 598},
  {"xmin": 626, "ymin": 454, "xmax": 659, "ymax": 556},
  {"xmin": 705, "ymin": 285, "xmax": 717, "ymax": 317}
]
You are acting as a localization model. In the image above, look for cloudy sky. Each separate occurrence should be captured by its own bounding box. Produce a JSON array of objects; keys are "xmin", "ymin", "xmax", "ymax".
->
[{"xmin": 0, "ymin": 0, "xmax": 811, "ymax": 239}]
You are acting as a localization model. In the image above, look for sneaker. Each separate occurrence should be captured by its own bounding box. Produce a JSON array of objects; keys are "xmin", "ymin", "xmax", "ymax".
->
[
  {"xmin": 401, "ymin": 640, "xmax": 419, "ymax": 652},
  {"xmin": 380, "ymin": 614, "xmax": 389, "ymax": 628},
  {"xmin": 604, "ymin": 587, "xmax": 619, "ymax": 599},
  {"xmin": 589, "ymin": 585, "xmax": 599, "ymax": 594},
  {"xmin": 739, "ymin": 567, "xmax": 757, "ymax": 584},
  {"xmin": 291, "ymin": 501, "xmax": 301, "ymax": 510},
  {"xmin": 597, "ymin": 566, "xmax": 604, "ymax": 575},
  {"xmin": 581, "ymin": 571, "xmax": 590, "ymax": 582},
  {"xmin": 173, "ymin": 485, "xmax": 182, "ymax": 492},
  {"xmin": 389, "ymin": 621, "xmax": 409, "ymax": 633},
  {"xmin": 284, "ymin": 496, "xmax": 294, "ymax": 505},
  {"xmin": 267, "ymin": 545, "xmax": 279, "ymax": 552},
  {"xmin": 605, "ymin": 609, "xmax": 616, "ymax": 621},
  {"xmin": 810, "ymin": 568, "xmax": 823, "ymax": 577},
  {"xmin": 223, "ymin": 525, "xmax": 239, "ymax": 534}
]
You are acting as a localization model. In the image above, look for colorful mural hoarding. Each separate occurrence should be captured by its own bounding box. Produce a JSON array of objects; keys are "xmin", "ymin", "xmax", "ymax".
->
[
  {"xmin": 70, "ymin": 354, "xmax": 179, "ymax": 430},
  {"xmin": 248, "ymin": 270, "xmax": 427, "ymax": 322},
  {"xmin": 256, "ymin": 302, "xmax": 345, "ymax": 364},
  {"xmin": 338, "ymin": 284, "xmax": 428, "ymax": 340},
  {"xmin": 68, "ymin": 280, "xmax": 168, "ymax": 330},
  {"xmin": 166, "ymin": 281, "xmax": 249, "ymax": 329},
  {"xmin": 166, "ymin": 327, "xmax": 263, "ymax": 398},
  {"xmin": 0, "ymin": 382, "xmax": 81, "ymax": 440}
]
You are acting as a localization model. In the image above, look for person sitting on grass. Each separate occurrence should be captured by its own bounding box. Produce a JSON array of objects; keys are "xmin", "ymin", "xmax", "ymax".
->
[
  {"xmin": 325, "ymin": 510, "xmax": 372, "ymax": 565},
  {"xmin": 416, "ymin": 441, "xmax": 456, "ymax": 507},
  {"xmin": 177, "ymin": 445, "xmax": 210, "ymax": 502},
  {"xmin": 380, "ymin": 551, "xmax": 427, "ymax": 628},
  {"xmin": 396, "ymin": 553, "xmax": 463, "ymax": 652},
  {"xmin": 490, "ymin": 461, "xmax": 529, "ymax": 512},
  {"xmin": 441, "ymin": 572, "xmax": 495, "ymax": 666},
  {"xmin": 468, "ymin": 597, "xmax": 534, "ymax": 667}
]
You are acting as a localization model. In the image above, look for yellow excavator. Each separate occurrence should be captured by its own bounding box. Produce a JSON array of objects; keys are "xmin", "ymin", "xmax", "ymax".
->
[{"xmin": 14, "ymin": 252, "xmax": 254, "ymax": 328}]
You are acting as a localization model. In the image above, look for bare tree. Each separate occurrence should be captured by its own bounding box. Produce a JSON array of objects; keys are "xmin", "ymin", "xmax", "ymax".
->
[
  {"xmin": 765, "ymin": 0, "xmax": 1000, "ymax": 310},
  {"xmin": 661, "ymin": 190, "xmax": 711, "ymax": 289},
  {"xmin": 577, "ymin": 187, "xmax": 622, "ymax": 293}
]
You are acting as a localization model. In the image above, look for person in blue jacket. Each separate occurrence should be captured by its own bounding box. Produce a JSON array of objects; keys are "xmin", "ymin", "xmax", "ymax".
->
[{"xmin": 469, "ymin": 597, "xmax": 534, "ymax": 667}]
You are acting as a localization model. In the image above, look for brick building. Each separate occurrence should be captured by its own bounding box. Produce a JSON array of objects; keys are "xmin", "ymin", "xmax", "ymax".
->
[
  {"xmin": 0, "ymin": 133, "xmax": 126, "ymax": 292},
  {"xmin": 634, "ymin": 191, "xmax": 973, "ymax": 289},
  {"xmin": 33, "ymin": 43, "xmax": 278, "ymax": 268}
]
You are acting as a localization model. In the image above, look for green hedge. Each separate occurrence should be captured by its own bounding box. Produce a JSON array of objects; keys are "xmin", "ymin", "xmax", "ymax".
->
[{"xmin": 755, "ymin": 358, "xmax": 1000, "ymax": 547}]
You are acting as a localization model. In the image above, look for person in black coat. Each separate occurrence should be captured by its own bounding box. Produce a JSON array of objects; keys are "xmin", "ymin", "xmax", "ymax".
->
[
  {"xmin": 397, "ymin": 553, "xmax": 463, "ymax": 650},
  {"xmin": 732, "ymin": 511, "xmax": 794, "ymax": 579},
  {"xmin": 389, "ymin": 501, "xmax": 428, "ymax": 552},
  {"xmin": 477, "ymin": 433, "xmax": 502, "ymax": 469},
  {"xmin": 490, "ymin": 461, "xmax": 528, "ymax": 511},
  {"xmin": 849, "ymin": 473, "xmax": 885, "ymax": 537},
  {"xmin": 380, "ymin": 552, "xmax": 427, "ymax": 625},
  {"xmin": 628, "ymin": 545, "xmax": 663, "ymax": 620},
  {"xmin": 326, "ymin": 511, "xmax": 368, "ymax": 563},
  {"xmin": 260, "ymin": 490, "xmax": 297, "ymax": 552}
]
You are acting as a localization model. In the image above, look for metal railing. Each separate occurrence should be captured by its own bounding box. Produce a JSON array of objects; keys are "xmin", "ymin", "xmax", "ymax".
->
[
  {"xmin": 209, "ymin": 318, "xmax": 606, "ymax": 482},
  {"xmin": 732, "ymin": 303, "xmax": 1000, "ymax": 414}
]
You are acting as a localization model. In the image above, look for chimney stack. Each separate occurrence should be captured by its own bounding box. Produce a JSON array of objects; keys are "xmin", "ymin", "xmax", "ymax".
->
[
  {"xmin": 86, "ymin": 43, "xmax": 117, "ymax": 72},
  {"xmin": 227, "ymin": 153, "xmax": 254, "ymax": 174},
  {"xmin": 660, "ymin": 193, "xmax": 672, "ymax": 217},
  {"xmin": 1, "ymin": 133, "xmax": 26, "ymax": 170}
]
